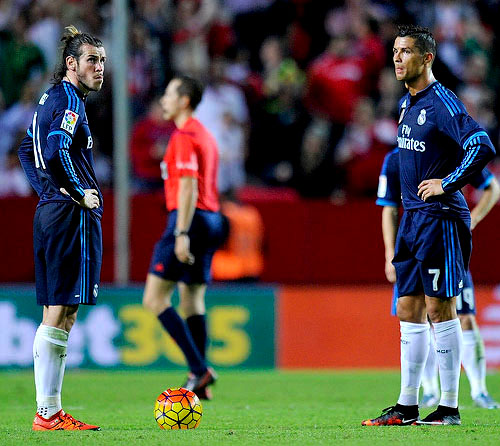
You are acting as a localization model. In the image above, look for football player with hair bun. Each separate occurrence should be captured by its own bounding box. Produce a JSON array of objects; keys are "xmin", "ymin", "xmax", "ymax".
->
[{"xmin": 18, "ymin": 25, "xmax": 106, "ymax": 431}]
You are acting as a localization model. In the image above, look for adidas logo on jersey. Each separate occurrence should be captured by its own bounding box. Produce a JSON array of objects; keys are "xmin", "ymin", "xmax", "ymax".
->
[{"xmin": 39, "ymin": 93, "xmax": 49, "ymax": 105}]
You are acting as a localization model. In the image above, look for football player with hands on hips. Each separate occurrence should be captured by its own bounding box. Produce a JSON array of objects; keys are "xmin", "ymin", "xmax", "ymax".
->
[
  {"xmin": 376, "ymin": 146, "xmax": 500, "ymax": 410},
  {"xmin": 362, "ymin": 24, "xmax": 495, "ymax": 427},
  {"xmin": 18, "ymin": 25, "xmax": 106, "ymax": 431}
]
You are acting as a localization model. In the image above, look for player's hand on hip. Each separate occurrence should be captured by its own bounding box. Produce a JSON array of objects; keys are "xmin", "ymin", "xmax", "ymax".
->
[
  {"xmin": 385, "ymin": 260, "xmax": 396, "ymax": 283},
  {"xmin": 60, "ymin": 187, "xmax": 99, "ymax": 208},
  {"xmin": 418, "ymin": 179, "xmax": 444, "ymax": 202},
  {"xmin": 175, "ymin": 235, "xmax": 195, "ymax": 265},
  {"xmin": 79, "ymin": 189, "xmax": 100, "ymax": 209}
]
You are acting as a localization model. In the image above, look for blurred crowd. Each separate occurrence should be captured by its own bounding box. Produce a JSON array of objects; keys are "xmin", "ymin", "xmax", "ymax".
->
[{"xmin": 1, "ymin": 0, "xmax": 499, "ymax": 201}]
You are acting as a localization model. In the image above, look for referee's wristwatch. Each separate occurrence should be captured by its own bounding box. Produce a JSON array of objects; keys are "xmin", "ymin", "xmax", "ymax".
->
[{"xmin": 173, "ymin": 228, "xmax": 189, "ymax": 237}]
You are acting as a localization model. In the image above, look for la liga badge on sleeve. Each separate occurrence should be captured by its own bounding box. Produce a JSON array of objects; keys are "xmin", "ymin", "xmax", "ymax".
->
[{"xmin": 61, "ymin": 109, "xmax": 79, "ymax": 134}]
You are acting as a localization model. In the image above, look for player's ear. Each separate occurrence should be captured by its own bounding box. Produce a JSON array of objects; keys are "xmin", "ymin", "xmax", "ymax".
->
[
  {"xmin": 424, "ymin": 51, "xmax": 434, "ymax": 66},
  {"xmin": 65, "ymin": 55, "xmax": 77, "ymax": 72},
  {"xmin": 180, "ymin": 95, "xmax": 190, "ymax": 110}
]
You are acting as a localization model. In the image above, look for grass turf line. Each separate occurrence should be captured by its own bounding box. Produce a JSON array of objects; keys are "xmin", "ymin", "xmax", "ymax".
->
[{"xmin": 1, "ymin": 370, "xmax": 499, "ymax": 445}]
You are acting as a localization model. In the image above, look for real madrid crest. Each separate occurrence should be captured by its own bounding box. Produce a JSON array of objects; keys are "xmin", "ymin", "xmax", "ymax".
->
[{"xmin": 417, "ymin": 109, "xmax": 426, "ymax": 125}]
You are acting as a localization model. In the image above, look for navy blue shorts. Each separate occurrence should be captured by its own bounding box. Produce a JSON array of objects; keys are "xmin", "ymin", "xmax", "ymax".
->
[
  {"xmin": 149, "ymin": 209, "xmax": 228, "ymax": 284},
  {"xmin": 393, "ymin": 210, "xmax": 471, "ymax": 298},
  {"xmin": 390, "ymin": 271, "xmax": 475, "ymax": 315},
  {"xmin": 34, "ymin": 203, "xmax": 102, "ymax": 306}
]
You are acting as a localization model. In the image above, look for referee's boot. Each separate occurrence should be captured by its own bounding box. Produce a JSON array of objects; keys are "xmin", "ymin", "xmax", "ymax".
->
[{"xmin": 183, "ymin": 367, "xmax": 217, "ymax": 400}]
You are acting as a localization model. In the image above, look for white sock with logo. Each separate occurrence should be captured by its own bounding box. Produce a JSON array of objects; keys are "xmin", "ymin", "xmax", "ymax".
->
[
  {"xmin": 33, "ymin": 324, "xmax": 69, "ymax": 419},
  {"xmin": 462, "ymin": 329, "xmax": 486, "ymax": 398},
  {"xmin": 397, "ymin": 321, "xmax": 430, "ymax": 406},
  {"xmin": 433, "ymin": 318, "xmax": 463, "ymax": 408},
  {"xmin": 421, "ymin": 331, "xmax": 440, "ymax": 396}
]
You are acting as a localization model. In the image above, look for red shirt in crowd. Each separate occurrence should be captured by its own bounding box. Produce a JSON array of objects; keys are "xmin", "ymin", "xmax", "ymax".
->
[
  {"xmin": 131, "ymin": 116, "xmax": 176, "ymax": 181},
  {"xmin": 305, "ymin": 53, "xmax": 366, "ymax": 124},
  {"xmin": 162, "ymin": 117, "xmax": 220, "ymax": 212}
]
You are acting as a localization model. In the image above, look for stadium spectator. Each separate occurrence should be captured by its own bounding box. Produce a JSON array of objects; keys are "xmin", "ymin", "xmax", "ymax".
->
[
  {"xmin": 130, "ymin": 99, "xmax": 176, "ymax": 192},
  {"xmin": 335, "ymin": 97, "xmax": 397, "ymax": 197},
  {"xmin": 129, "ymin": 19, "xmax": 162, "ymax": 118},
  {"xmin": 304, "ymin": 34, "xmax": 366, "ymax": 127},
  {"xmin": 0, "ymin": 11, "xmax": 46, "ymax": 108},
  {"xmin": 0, "ymin": 81, "xmax": 38, "ymax": 165},
  {"xmin": 27, "ymin": 0, "xmax": 61, "ymax": 73},
  {"xmin": 0, "ymin": 147, "xmax": 31, "ymax": 197},
  {"xmin": 169, "ymin": 0, "xmax": 218, "ymax": 78},
  {"xmin": 458, "ymin": 52, "xmax": 497, "ymax": 137},
  {"xmin": 294, "ymin": 118, "xmax": 338, "ymax": 199},
  {"xmin": 246, "ymin": 35, "xmax": 308, "ymax": 185},
  {"xmin": 195, "ymin": 56, "xmax": 249, "ymax": 195}
]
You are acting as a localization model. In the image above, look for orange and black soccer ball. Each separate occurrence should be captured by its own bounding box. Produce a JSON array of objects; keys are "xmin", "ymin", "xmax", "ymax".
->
[{"xmin": 154, "ymin": 387, "xmax": 202, "ymax": 430}]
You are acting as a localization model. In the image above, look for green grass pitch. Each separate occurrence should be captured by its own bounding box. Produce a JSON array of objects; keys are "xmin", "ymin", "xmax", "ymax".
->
[{"xmin": 1, "ymin": 370, "xmax": 499, "ymax": 445}]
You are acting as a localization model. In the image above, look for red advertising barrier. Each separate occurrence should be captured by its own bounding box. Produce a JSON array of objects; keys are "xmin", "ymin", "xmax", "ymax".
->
[
  {"xmin": 476, "ymin": 286, "xmax": 500, "ymax": 368},
  {"xmin": 277, "ymin": 285, "xmax": 500, "ymax": 369},
  {"xmin": 277, "ymin": 285, "xmax": 400, "ymax": 368}
]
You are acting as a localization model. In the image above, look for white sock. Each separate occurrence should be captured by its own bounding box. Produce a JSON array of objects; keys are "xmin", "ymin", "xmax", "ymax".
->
[
  {"xmin": 421, "ymin": 330, "xmax": 439, "ymax": 396},
  {"xmin": 462, "ymin": 329, "xmax": 486, "ymax": 398},
  {"xmin": 433, "ymin": 318, "xmax": 462, "ymax": 408},
  {"xmin": 397, "ymin": 321, "xmax": 430, "ymax": 406},
  {"xmin": 33, "ymin": 324, "xmax": 69, "ymax": 418}
]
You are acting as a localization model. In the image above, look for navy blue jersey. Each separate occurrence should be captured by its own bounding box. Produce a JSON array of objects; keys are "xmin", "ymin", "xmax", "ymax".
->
[
  {"xmin": 18, "ymin": 80, "xmax": 103, "ymax": 218},
  {"xmin": 376, "ymin": 148, "xmax": 401, "ymax": 207},
  {"xmin": 397, "ymin": 81, "xmax": 495, "ymax": 219},
  {"xmin": 377, "ymin": 149, "xmax": 494, "ymax": 208},
  {"xmin": 469, "ymin": 167, "xmax": 494, "ymax": 190}
]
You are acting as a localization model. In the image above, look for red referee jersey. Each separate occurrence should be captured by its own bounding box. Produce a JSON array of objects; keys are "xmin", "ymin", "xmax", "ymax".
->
[{"xmin": 162, "ymin": 117, "xmax": 220, "ymax": 212}]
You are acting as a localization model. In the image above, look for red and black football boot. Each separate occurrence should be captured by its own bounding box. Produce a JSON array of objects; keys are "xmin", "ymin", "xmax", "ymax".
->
[{"xmin": 362, "ymin": 404, "xmax": 419, "ymax": 426}]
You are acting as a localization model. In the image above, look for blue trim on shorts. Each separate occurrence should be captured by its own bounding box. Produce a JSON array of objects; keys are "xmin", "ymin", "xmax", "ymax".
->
[{"xmin": 80, "ymin": 210, "xmax": 90, "ymax": 304}]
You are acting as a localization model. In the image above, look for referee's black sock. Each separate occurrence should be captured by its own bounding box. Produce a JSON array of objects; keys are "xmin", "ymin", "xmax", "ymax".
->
[
  {"xmin": 186, "ymin": 314, "xmax": 207, "ymax": 360},
  {"xmin": 158, "ymin": 307, "xmax": 206, "ymax": 376}
]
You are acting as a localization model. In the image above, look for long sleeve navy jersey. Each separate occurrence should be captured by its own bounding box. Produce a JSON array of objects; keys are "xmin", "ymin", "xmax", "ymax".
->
[
  {"xmin": 18, "ymin": 80, "xmax": 103, "ymax": 219},
  {"xmin": 377, "ymin": 147, "xmax": 495, "ymax": 209},
  {"xmin": 396, "ymin": 81, "xmax": 495, "ymax": 219},
  {"xmin": 376, "ymin": 147, "xmax": 401, "ymax": 208}
]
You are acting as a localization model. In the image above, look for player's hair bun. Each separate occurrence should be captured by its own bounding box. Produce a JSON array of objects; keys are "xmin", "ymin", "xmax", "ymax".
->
[{"xmin": 61, "ymin": 25, "xmax": 81, "ymax": 43}]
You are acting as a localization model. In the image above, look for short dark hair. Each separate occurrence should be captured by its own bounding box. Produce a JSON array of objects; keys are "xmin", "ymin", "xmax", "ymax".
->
[
  {"xmin": 52, "ymin": 25, "xmax": 103, "ymax": 84},
  {"xmin": 397, "ymin": 24, "xmax": 436, "ymax": 58},
  {"xmin": 173, "ymin": 75, "xmax": 204, "ymax": 110}
]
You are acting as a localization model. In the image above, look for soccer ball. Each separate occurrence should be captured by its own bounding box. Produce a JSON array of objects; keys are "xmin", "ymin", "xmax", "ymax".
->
[{"xmin": 154, "ymin": 387, "xmax": 203, "ymax": 430}]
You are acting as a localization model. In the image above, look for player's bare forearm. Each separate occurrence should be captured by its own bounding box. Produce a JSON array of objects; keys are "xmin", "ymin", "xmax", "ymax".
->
[
  {"xmin": 418, "ymin": 179, "xmax": 444, "ymax": 201},
  {"xmin": 381, "ymin": 206, "xmax": 398, "ymax": 283},
  {"xmin": 471, "ymin": 177, "xmax": 500, "ymax": 230}
]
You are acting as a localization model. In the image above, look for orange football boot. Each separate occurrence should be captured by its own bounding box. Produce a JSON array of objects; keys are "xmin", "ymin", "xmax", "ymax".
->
[{"xmin": 32, "ymin": 410, "xmax": 100, "ymax": 431}]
